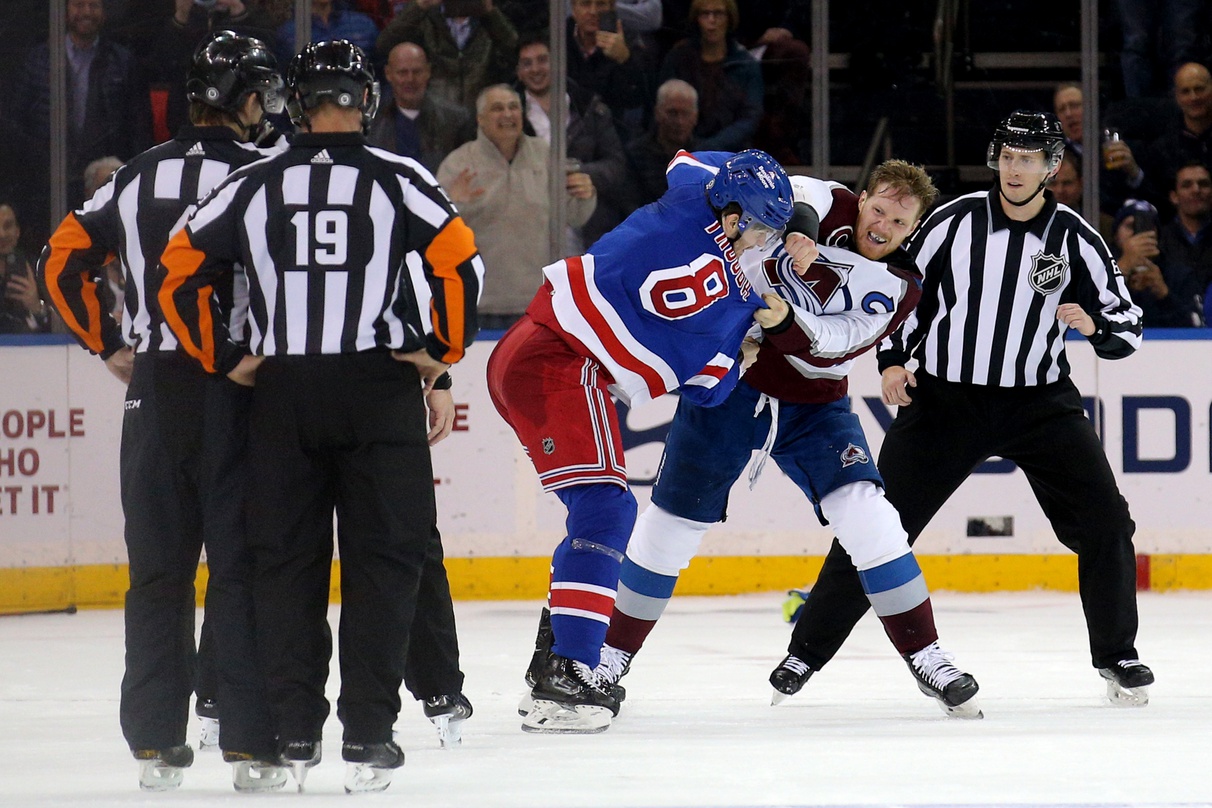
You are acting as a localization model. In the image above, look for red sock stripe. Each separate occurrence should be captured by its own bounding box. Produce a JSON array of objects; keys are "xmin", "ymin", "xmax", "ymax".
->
[{"xmin": 549, "ymin": 586, "xmax": 616, "ymax": 617}]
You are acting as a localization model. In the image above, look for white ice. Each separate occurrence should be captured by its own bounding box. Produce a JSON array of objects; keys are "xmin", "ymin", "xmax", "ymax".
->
[{"xmin": 1, "ymin": 591, "xmax": 1210, "ymax": 807}]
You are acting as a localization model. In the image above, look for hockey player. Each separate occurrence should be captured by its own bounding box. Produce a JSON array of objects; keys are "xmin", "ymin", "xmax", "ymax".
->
[
  {"xmin": 558, "ymin": 161, "xmax": 984, "ymax": 719},
  {"xmin": 39, "ymin": 32, "xmax": 290, "ymax": 791},
  {"xmin": 488, "ymin": 149, "xmax": 806, "ymax": 733}
]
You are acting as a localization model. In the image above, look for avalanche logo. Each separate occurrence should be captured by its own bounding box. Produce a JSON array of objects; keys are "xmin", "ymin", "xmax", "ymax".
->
[
  {"xmin": 840, "ymin": 443, "xmax": 869, "ymax": 467},
  {"xmin": 1029, "ymin": 251, "xmax": 1068, "ymax": 295}
]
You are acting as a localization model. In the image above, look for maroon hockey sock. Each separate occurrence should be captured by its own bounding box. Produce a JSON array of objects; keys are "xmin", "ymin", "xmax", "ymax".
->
[{"xmin": 879, "ymin": 598, "xmax": 940, "ymax": 655}]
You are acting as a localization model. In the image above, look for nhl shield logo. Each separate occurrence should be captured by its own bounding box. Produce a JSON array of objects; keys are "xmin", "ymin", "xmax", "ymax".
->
[
  {"xmin": 542, "ymin": 437, "xmax": 556, "ymax": 455},
  {"xmin": 840, "ymin": 443, "xmax": 869, "ymax": 467},
  {"xmin": 1028, "ymin": 251, "xmax": 1068, "ymax": 294}
]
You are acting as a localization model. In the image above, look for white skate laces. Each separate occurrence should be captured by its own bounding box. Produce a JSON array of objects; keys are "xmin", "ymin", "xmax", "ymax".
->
[
  {"xmin": 908, "ymin": 641, "xmax": 965, "ymax": 690},
  {"xmin": 779, "ymin": 655, "xmax": 811, "ymax": 677},
  {"xmin": 595, "ymin": 644, "xmax": 632, "ymax": 685}
]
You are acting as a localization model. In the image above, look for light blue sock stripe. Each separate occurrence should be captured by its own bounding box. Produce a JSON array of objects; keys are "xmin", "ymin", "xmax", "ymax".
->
[
  {"xmin": 615, "ymin": 581, "xmax": 671, "ymax": 622},
  {"xmin": 858, "ymin": 553, "xmax": 923, "ymax": 594},
  {"xmin": 866, "ymin": 576, "xmax": 930, "ymax": 616},
  {"xmin": 619, "ymin": 557, "xmax": 679, "ymax": 599}
]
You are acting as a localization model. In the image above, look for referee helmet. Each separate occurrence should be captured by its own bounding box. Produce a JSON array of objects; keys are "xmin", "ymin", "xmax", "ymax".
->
[
  {"xmin": 986, "ymin": 110, "xmax": 1066, "ymax": 172},
  {"xmin": 186, "ymin": 30, "xmax": 285, "ymax": 116},
  {"xmin": 287, "ymin": 40, "xmax": 380, "ymax": 129}
]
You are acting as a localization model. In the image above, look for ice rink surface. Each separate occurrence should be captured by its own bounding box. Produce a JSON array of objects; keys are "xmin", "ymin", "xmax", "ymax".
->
[{"xmin": 1, "ymin": 591, "xmax": 1210, "ymax": 808}]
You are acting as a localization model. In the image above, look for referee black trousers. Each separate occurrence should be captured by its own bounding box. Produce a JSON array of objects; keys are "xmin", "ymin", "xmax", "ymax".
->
[
  {"xmin": 791, "ymin": 372, "xmax": 1141, "ymax": 670},
  {"xmin": 246, "ymin": 352, "xmax": 444, "ymax": 744},
  {"xmin": 119, "ymin": 352, "xmax": 276, "ymax": 756}
]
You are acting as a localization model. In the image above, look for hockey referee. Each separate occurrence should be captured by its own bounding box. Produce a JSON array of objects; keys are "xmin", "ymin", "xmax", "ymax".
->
[
  {"xmin": 788, "ymin": 110, "xmax": 1155, "ymax": 707},
  {"xmin": 159, "ymin": 40, "xmax": 482, "ymax": 793}
]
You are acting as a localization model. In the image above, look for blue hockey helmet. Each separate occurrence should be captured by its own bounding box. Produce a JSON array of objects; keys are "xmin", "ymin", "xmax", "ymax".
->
[{"xmin": 705, "ymin": 149, "xmax": 794, "ymax": 242}]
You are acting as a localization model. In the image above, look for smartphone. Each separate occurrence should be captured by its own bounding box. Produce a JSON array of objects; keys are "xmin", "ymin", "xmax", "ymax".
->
[
  {"xmin": 564, "ymin": 159, "xmax": 582, "ymax": 175},
  {"xmin": 1132, "ymin": 206, "xmax": 1158, "ymax": 234},
  {"xmin": 443, "ymin": 0, "xmax": 488, "ymax": 17},
  {"xmin": 598, "ymin": 10, "xmax": 618, "ymax": 32}
]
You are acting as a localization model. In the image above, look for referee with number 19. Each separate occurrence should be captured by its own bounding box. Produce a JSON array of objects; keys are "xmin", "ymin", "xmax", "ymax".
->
[
  {"xmin": 159, "ymin": 40, "xmax": 483, "ymax": 791},
  {"xmin": 789, "ymin": 111, "xmax": 1155, "ymax": 707}
]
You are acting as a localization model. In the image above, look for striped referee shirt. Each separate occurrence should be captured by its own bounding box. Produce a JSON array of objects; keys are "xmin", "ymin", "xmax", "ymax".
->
[
  {"xmin": 878, "ymin": 188, "xmax": 1143, "ymax": 387},
  {"xmin": 40, "ymin": 126, "xmax": 273, "ymax": 358},
  {"xmin": 159, "ymin": 131, "xmax": 483, "ymax": 374}
]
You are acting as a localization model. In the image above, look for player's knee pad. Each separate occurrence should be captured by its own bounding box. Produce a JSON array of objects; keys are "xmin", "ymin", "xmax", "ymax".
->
[
  {"xmin": 820, "ymin": 481, "xmax": 910, "ymax": 571},
  {"xmin": 556, "ymin": 482, "xmax": 638, "ymax": 558},
  {"xmin": 625, "ymin": 504, "xmax": 712, "ymax": 577}
]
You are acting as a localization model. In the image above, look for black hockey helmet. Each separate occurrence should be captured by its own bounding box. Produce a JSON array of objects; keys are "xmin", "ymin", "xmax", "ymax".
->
[
  {"xmin": 186, "ymin": 30, "xmax": 285, "ymax": 116},
  {"xmin": 286, "ymin": 39, "xmax": 380, "ymax": 129},
  {"xmin": 986, "ymin": 110, "xmax": 1066, "ymax": 172}
]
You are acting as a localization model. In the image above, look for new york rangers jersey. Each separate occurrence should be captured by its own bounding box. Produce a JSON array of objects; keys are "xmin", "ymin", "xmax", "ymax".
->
[
  {"xmin": 741, "ymin": 176, "xmax": 923, "ymax": 403},
  {"xmin": 528, "ymin": 151, "xmax": 766, "ymax": 409}
]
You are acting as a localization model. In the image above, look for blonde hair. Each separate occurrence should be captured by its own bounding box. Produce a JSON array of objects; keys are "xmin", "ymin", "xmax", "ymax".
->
[{"xmin": 867, "ymin": 160, "xmax": 939, "ymax": 217}]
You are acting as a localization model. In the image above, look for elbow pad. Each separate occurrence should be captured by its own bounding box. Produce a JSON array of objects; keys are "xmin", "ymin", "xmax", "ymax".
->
[{"xmin": 784, "ymin": 201, "xmax": 820, "ymax": 242}]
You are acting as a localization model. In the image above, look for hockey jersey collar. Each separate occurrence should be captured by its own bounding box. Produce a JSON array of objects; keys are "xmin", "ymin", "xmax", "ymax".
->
[
  {"xmin": 289, "ymin": 132, "xmax": 367, "ymax": 147},
  {"xmin": 175, "ymin": 125, "xmax": 243, "ymax": 142},
  {"xmin": 985, "ymin": 185, "xmax": 1058, "ymax": 238}
]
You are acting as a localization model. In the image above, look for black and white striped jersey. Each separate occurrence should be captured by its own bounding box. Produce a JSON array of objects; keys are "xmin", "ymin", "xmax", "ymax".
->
[
  {"xmin": 877, "ymin": 188, "xmax": 1142, "ymax": 387},
  {"xmin": 40, "ymin": 126, "xmax": 274, "ymax": 357},
  {"xmin": 159, "ymin": 131, "xmax": 483, "ymax": 375}
]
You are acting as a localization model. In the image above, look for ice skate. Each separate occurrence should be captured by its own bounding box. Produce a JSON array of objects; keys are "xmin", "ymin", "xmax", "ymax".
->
[
  {"xmin": 524, "ymin": 607, "xmax": 554, "ymax": 688},
  {"xmin": 521, "ymin": 654, "xmax": 618, "ymax": 734},
  {"xmin": 224, "ymin": 751, "xmax": 288, "ymax": 792},
  {"xmin": 769, "ymin": 653, "xmax": 814, "ymax": 705},
  {"xmin": 594, "ymin": 643, "xmax": 632, "ymax": 698},
  {"xmin": 1098, "ymin": 658, "xmax": 1154, "ymax": 706},
  {"xmin": 342, "ymin": 741, "xmax": 404, "ymax": 794},
  {"xmin": 904, "ymin": 641, "xmax": 983, "ymax": 719},
  {"xmin": 279, "ymin": 740, "xmax": 321, "ymax": 792},
  {"xmin": 133, "ymin": 744, "xmax": 194, "ymax": 791},
  {"xmin": 195, "ymin": 698, "xmax": 220, "ymax": 750},
  {"xmin": 423, "ymin": 693, "xmax": 473, "ymax": 748}
]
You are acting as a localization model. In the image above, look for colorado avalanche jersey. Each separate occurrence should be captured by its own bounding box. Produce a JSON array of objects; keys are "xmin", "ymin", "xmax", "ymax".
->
[
  {"xmin": 530, "ymin": 151, "xmax": 765, "ymax": 409},
  {"xmin": 741, "ymin": 176, "xmax": 923, "ymax": 404}
]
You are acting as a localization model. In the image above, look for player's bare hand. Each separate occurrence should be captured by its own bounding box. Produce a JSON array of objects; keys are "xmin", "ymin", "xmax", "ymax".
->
[
  {"xmin": 448, "ymin": 168, "xmax": 485, "ymax": 204},
  {"xmin": 596, "ymin": 24, "xmax": 629, "ymax": 63},
  {"xmin": 226, "ymin": 354, "xmax": 265, "ymax": 387},
  {"xmin": 739, "ymin": 336, "xmax": 760, "ymax": 373},
  {"xmin": 1056, "ymin": 303, "xmax": 1096, "ymax": 336},
  {"xmin": 104, "ymin": 345, "xmax": 134, "ymax": 386},
  {"xmin": 392, "ymin": 348, "xmax": 450, "ymax": 392},
  {"xmin": 783, "ymin": 232, "xmax": 819, "ymax": 275},
  {"xmin": 566, "ymin": 171, "xmax": 595, "ymax": 200},
  {"xmin": 425, "ymin": 387, "xmax": 456, "ymax": 445},
  {"xmin": 755, "ymin": 293, "xmax": 790, "ymax": 329},
  {"xmin": 881, "ymin": 365, "xmax": 916, "ymax": 407}
]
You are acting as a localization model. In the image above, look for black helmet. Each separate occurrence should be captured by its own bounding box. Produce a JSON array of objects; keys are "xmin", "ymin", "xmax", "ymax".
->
[
  {"xmin": 186, "ymin": 30, "xmax": 285, "ymax": 116},
  {"xmin": 286, "ymin": 40, "xmax": 380, "ymax": 129},
  {"xmin": 986, "ymin": 110, "xmax": 1065, "ymax": 172}
]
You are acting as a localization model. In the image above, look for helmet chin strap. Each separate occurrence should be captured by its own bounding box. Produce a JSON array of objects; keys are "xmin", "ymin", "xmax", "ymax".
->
[{"xmin": 998, "ymin": 174, "xmax": 1050, "ymax": 208}]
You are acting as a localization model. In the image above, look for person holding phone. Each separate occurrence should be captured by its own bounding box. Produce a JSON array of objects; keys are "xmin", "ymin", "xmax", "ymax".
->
[
  {"xmin": 0, "ymin": 201, "xmax": 51, "ymax": 334},
  {"xmin": 566, "ymin": 0, "xmax": 648, "ymax": 139},
  {"xmin": 1113, "ymin": 198, "xmax": 1203, "ymax": 327}
]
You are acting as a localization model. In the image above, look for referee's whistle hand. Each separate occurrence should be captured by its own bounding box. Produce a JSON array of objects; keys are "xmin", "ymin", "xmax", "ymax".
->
[
  {"xmin": 881, "ymin": 365, "xmax": 916, "ymax": 407},
  {"xmin": 1056, "ymin": 303, "xmax": 1096, "ymax": 336},
  {"xmin": 226, "ymin": 355, "xmax": 264, "ymax": 387},
  {"xmin": 425, "ymin": 388, "xmax": 456, "ymax": 445},
  {"xmin": 392, "ymin": 348, "xmax": 450, "ymax": 391}
]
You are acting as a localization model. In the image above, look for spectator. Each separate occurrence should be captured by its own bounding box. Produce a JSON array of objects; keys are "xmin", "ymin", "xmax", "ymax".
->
[
  {"xmin": 10, "ymin": 0, "xmax": 153, "ymax": 242},
  {"xmin": 367, "ymin": 41, "xmax": 475, "ymax": 172},
  {"xmin": 658, "ymin": 0, "xmax": 762, "ymax": 151},
  {"xmin": 734, "ymin": 0, "xmax": 810, "ymax": 165},
  {"xmin": 1159, "ymin": 161, "xmax": 1212, "ymax": 292},
  {"xmin": 1145, "ymin": 63, "xmax": 1212, "ymax": 208},
  {"xmin": 437, "ymin": 84, "xmax": 596, "ymax": 329},
  {"xmin": 0, "ymin": 201, "xmax": 51, "ymax": 334},
  {"xmin": 1113, "ymin": 199, "xmax": 1203, "ymax": 327},
  {"xmin": 1114, "ymin": 0, "xmax": 1206, "ymax": 98},
  {"xmin": 153, "ymin": 0, "xmax": 277, "ymax": 134},
  {"xmin": 565, "ymin": 0, "xmax": 649, "ymax": 140},
  {"xmin": 274, "ymin": 0, "xmax": 379, "ymax": 68},
  {"xmin": 515, "ymin": 35, "xmax": 632, "ymax": 247},
  {"xmin": 625, "ymin": 78, "xmax": 699, "ymax": 206},
  {"xmin": 83, "ymin": 155, "xmax": 123, "ymax": 199},
  {"xmin": 82, "ymin": 155, "xmax": 126, "ymax": 319},
  {"xmin": 376, "ymin": 0, "xmax": 519, "ymax": 112},
  {"xmin": 1053, "ymin": 82, "xmax": 1149, "ymax": 214},
  {"xmin": 1048, "ymin": 148, "xmax": 1116, "ymax": 242}
]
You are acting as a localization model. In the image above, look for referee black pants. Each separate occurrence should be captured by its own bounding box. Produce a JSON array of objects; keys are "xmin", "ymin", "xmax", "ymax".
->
[
  {"xmin": 247, "ymin": 352, "xmax": 451, "ymax": 744},
  {"xmin": 119, "ymin": 351, "xmax": 276, "ymax": 756},
  {"xmin": 790, "ymin": 372, "xmax": 1141, "ymax": 670}
]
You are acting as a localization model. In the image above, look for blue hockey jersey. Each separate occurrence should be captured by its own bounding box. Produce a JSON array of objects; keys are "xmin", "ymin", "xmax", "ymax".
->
[{"xmin": 537, "ymin": 151, "xmax": 765, "ymax": 409}]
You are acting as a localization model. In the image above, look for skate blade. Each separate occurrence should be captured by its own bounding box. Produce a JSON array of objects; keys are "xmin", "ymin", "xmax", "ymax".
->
[
  {"xmin": 770, "ymin": 688, "xmax": 792, "ymax": 706},
  {"xmin": 137, "ymin": 760, "xmax": 186, "ymax": 791},
  {"xmin": 289, "ymin": 759, "xmax": 319, "ymax": 792},
  {"xmin": 940, "ymin": 697, "xmax": 984, "ymax": 719},
  {"xmin": 520, "ymin": 699, "xmax": 611, "ymax": 734},
  {"xmin": 1105, "ymin": 680, "xmax": 1150, "ymax": 707},
  {"xmin": 429, "ymin": 713, "xmax": 466, "ymax": 748},
  {"xmin": 198, "ymin": 717, "xmax": 220, "ymax": 751},
  {"xmin": 231, "ymin": 760, "xmax": 289, "ymax": 792},
  {"xmin": 344, "ymin": 762, "xmax": 395, "ymax": 794}
]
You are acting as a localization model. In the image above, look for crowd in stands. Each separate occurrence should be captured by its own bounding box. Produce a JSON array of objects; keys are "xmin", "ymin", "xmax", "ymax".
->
[{"xmin": 4, "ymin": 0, "xmax": 1212, "ymax": 331}]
